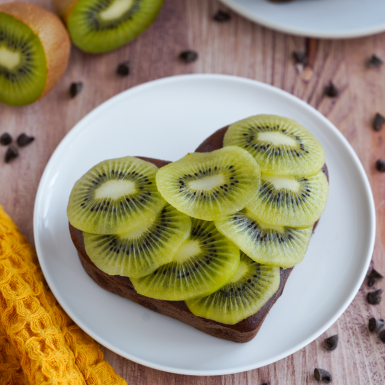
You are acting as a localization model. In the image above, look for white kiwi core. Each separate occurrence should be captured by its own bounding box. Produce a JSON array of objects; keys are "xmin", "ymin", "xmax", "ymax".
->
[
  {"xmin": 188, "ymin": 174, "xmax": 224, "ymax": 191},
  {"xmin": 95, "ymin": 180, "xmax": 136, "ymax": 199},
  {"xmin": 263, "ymin": 175, "xmax": 300, "ymax": 192},
  {"xmin": 173, "ymin": 240, "xmax": 201, "ymax": 263},
  {"xmin": 230, "ymin": 261, "xmax": 248, "ymax": 283},
  {"xmin": 258, "ymin": 131, "xmax": 298, "ymax": 147},
  {"xmin": 0, "ymin": 47, "xmax": 20, "ymax": 70},
  {"xmin": 100, "ymin": 0, "xmax": 133, "ymax": 20}
]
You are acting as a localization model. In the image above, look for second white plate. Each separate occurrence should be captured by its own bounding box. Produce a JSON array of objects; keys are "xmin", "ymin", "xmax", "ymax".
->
[
  {"xmin": 34, "ymin": 74, "xmax": 375, "ymax": 375},
  {"xmin": 221, "ymin": 0, "xmax": 385, "ymax": 39}
]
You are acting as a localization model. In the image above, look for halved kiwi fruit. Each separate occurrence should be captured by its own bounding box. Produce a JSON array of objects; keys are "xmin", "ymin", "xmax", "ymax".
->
[
  {"xmin": 0, "ymin": 2, "xmax": 70, "ymax": 106},
  {"xmin": 83, "ymin": 204, "xmax": 191, "ymax": 278},
  {"xmin": 215, "ymin": 209, "xmax": 312, "ymax": 268},
  {"xmin": 186, "ymin": 251, "xmax": 280, "ymax": 325},
  {"xmin": 53, "ymin": 0, "xmax": 164, "ymax": 54},
  {"xmin": 156, "ymin": 146, "xmax": 261, "ymax": 221},
  {"xmin": 223, "ymin": 115, "xmax": 325, "ymax": 177},
  {"xmin": 246, "ymin": 170, "xmax": 329, "ymax": 228},
  {"xmin": 67, "ymin": 156, "xmax": 166, "ymax": 234},
  {"xmin": 131, "ymin": 218, "xmax": 240, "ymax": 301}
]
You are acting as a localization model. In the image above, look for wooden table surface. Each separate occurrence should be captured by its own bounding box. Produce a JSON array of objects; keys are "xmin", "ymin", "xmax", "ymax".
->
[{"xmin": 1, "ymin": 0, "xmax": 385, "ymax": 384}]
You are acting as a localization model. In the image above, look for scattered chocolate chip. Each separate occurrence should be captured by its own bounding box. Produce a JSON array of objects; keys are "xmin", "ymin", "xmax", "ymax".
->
[
  {"xmin": 368, "ymin": 54, "xmax": 383, "ymax": 68},
  {"xmin": 179, "ymin": 50, "xmax": 198, "ymax": 63},
  {"xmin": 70, "ymin": 82, "xmax": 83, "ymax": 98},
  {"xmin": 117, "ymin": 61, "xmax": 130, "ymax": 76},
  {"xmin": 261, "ymin": 383, "xmax": 270, "ymax": 385},
  {"xmin": 213, "ymin": 10, "xmax": 231, "ymax": 22},
  {"xmin": 379, "ymin": 329, "xmax": 385, "ymax": 343},
  {"xmin": 324, "ymin": 81, "xmax": 339, "ymax": 98},
  {"xmin": 369, "ymin": 317, "xmax": 384, "ymax": 333},
  {"xmin": 5, "ymin": 145, "xmax": 19, "ymax": 163},
  {"xmin": 373, "ymin": 113, "xmax": 385, "ymax": 131},
  {"xmin": 292, "ymin": 51, "xmax": 307, "ymax": 65},
  {"xmin": 17, "ymin": 133, "xmax": 34, "ymax": 147},
  {"xmin": 324, "ymin": 334, "xmax": 338, "ymax": 351},
  {"xmin": 368, "ymin": 268, "xmax": 384, "ymax": 287},
  {"xmin": 367, "ymin": 289, "xmax": 383, "ymax": 305},
  {"xmin": 0, "ymin": 133, "xmax": 12, "ymax": 145},
  {"xmin": 376, "ymin": 159, "xmax": 385, "ymax": 172},
  {"xmin": 314, "ymin": 368, "xmax": 332, "ymax": 383}
]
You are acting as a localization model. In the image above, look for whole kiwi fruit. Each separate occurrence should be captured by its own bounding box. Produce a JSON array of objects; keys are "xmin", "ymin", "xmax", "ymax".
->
[
  {"xmin": 53, "ymin": 0, "xmax": 164, "ymax": 54},
  {"xmin": 0, "ymin": 2, "xmax": 70, "ymax": 106}
]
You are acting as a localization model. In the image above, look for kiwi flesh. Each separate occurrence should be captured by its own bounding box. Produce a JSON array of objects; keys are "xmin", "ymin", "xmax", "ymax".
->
[
  {"xmin": 67, "ymin": 156, "xmax": 166, "ymax": 234},
  {"xmin": 131, "ymin": 218, "xmax": 240, "ymax": 301},
  {"xmin": 156, "ymin": 146, "xmax": 261, "ymax": 221},
  {"xmin": 186, "ymin": 251, "xmax": 280, "ymax": 325},
  {"xmin": 53, "ymin": 0, "xmax": 164, "ymax": 54},
  {"xmin": 247, "ymin": 170, "xmax": 329, "ymax": 228},
  {"xmin": 223, "ymin": 115, "xmax": 325, "ymax": 177},
  {"xmin": 83, "ymin": 204, "xmax": 191, "ymax": 278},
  {"xmin": 0, "ymin": 3, "xmax": 70, "ymax": 106},
  {"xmin": 215, "ymin": 209, "xmax": 312, "ymax": 268}
]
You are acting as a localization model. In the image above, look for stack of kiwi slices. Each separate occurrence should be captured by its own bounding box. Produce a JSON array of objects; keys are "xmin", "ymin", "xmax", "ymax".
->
[{"xmin": 67, "ymin": 115, "xmax": 328, "ymax": 326}]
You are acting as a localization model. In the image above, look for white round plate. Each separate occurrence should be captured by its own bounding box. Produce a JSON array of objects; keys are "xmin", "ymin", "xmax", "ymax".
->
[
  {"xmin": 34, "ymin": 74, "xmax": 375, "ymax": 376},
  {"xmin": 220, "ymin": 0, "xmax": 385, "ymax": 39}
]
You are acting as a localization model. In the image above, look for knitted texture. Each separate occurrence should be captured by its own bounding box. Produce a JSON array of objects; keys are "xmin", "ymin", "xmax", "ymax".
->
[{"xmin": 0, "ymin": 206, "xmax": 127, "ymax": 385}]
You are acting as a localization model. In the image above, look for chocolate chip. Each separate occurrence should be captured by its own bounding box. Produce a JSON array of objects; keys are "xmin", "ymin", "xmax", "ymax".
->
[
  {"xmin": 324, "ymin": 334, "xmax": 338, "ymax": 351},
  {"xmin": 314, "ymin": 368, "xmax": 332, "ymax": 383},
  {"xmin": 373, "ymin": 113, "xmax": 385, "ymax": 131},
  {"xmin": 70, "ymin": 82, "xmax": 83, "ymax": 98},
  {"xmin": 292, "ymin": 51, "xmax": 307, "ymax": 65},
  {"xmin": 376, "ymin": 159, "xmax": 385, "ymax": 172},
  {"xmin": 5, "ymin": 145, "xmax": 19, "ymax": 163},
  {"xmin": 324, "ymin": 81, "xmax": 339, "ymax": 98},
  {"xmin": 368, "ymin": 268, "xmax": 383, "ymax": 287},
  {"xmin": 367, "ymin": 289, "xmax": 383, "ymax": 305},
  {"xmin": 0, "ymin": 133, "xmax": 12, "ymax": 145},
  {"xmin": 369, "ymin": 317, "xmax": 384, "ymax": 333},
  {"xmin": 17, "ymin": 133, "xmax": 34, "ymax": 147},
  {"xmin": 117, "ymin": 61, "xmax": 130, "ymax": 76},
  {"xmin": 379, "ymin": 329, "xmax": 385, "ymax": 343},
  {"xmin": 213, "ymin": 10, "xmax": 231, "ymax": 22},
  {"xmin": 368, "ymin": 54, "xmax": 383, "ymax": 68},
  {"xmin": 179, "ymin": 50, "xmax": 198, "ymax": 63}
]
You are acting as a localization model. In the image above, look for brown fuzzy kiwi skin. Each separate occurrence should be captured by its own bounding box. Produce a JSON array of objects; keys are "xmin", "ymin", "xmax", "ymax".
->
[
  {"xmin": 0, "ymin": 2, "xmax": 71, "ymax": 101},
  {"xmin": 52, "ymin": 0, "xmax": 79, "ymax": 25}
]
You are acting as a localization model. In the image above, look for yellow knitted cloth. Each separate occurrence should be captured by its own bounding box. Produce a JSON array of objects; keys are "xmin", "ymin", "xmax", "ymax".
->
[{"xmin": 0, "ymin": 206, "xmax": 127, "ymax": 385}]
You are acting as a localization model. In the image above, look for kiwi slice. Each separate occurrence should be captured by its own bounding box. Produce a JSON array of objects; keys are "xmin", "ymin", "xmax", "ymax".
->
[
  {"xmin": 54, "ymin": 0, "xmax": 164, "ymax": 54},
  {"xmin": 131, "ymin": 218, "xmax": 240, "ymax": 301},
  {"xmin": 186, "ymin": 252, "xmax": 280, "ymax": 325},
  {"xmin": 0, "ymin": 3, "xmax": 70, "ymax": 106},
  {"xmin": 83, "ymin": 204, "xmax": 191, "ymax": 278},
  {"xmin": 156, "ymin": 146, "xmax": 261, "ymax": 221},
  {"xmin": 215, "ymin": 209, "xmax": 312, "ymax": 268},
  {"xmin": 246, "ymin": 170, "xmax": 329, "ymax": 228},
  {"xmin": 67, "ymin": 156, "xmax": 166, "ymax": 234},
  {"xmin": 223, "ymin": 115, "xmax": 325, "ymax": 177}
]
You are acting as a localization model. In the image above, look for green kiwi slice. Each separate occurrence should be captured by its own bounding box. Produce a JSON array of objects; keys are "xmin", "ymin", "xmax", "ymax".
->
[
  {"xmin": 67, "ymin": 156, "xmax": 166, "ymax": 234},
  {"xmin": 223, "ymin": 114, "xmax": 325, "ymax": 177},
  {"xmin": 246, "ymin": 170, "xmax": 329, "ymax": 228},
  {"xmin": 156, "ymin": 146, "xmax": 261, "ymax": 221},
  {"xmin": 83, "ymin": 204, "xmax": 191, "ymax": 278},
  {"xmin": 215, "ymin": 209, "xmax": 312, "ymax": 268},
  {"xmin": 186, "ymin": 252, "xmax": 280, "ymax": 325},
  {"xmin": 0, "ymin": 13, "xmax": 47, "ymax": 106},
  {"xmin": 131, "ymin": 218, "xmax": 240, "ymax": 301},
  {"xmin": 66, "ymin": 0, "xmax": 164, "ymax": 53}
]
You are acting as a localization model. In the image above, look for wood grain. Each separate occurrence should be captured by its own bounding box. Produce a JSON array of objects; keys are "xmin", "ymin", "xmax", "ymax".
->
[{"xmin": 1, "ymin": 0, "xmax": 385, "ymax": 383}]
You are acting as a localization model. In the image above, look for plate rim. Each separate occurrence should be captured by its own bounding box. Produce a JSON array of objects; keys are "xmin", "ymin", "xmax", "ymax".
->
[
  {"xmin": 220, "ymin": 0, "xmax": 385, "ymax": 39},
  {"xmin": 33, "ymin": 73, "xmax": 376, "ymax": 376}
]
